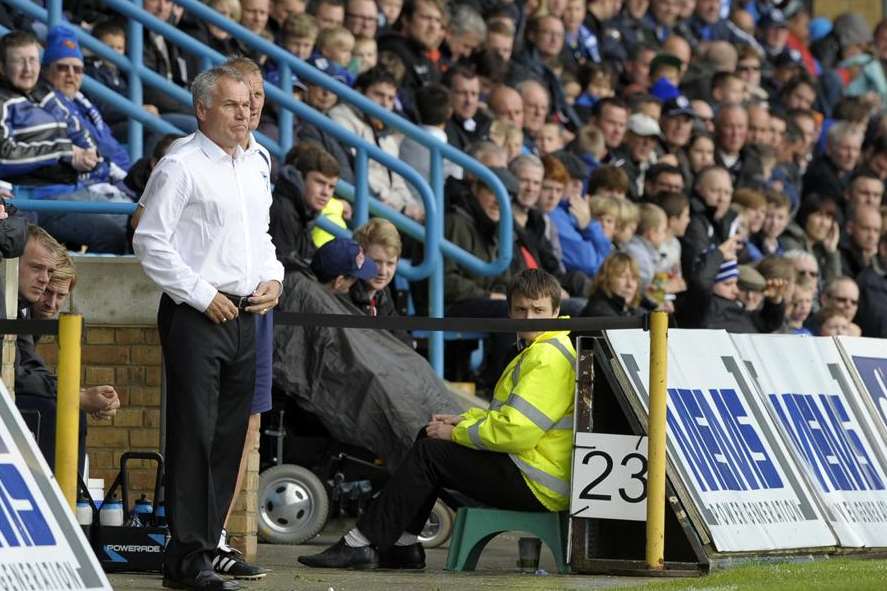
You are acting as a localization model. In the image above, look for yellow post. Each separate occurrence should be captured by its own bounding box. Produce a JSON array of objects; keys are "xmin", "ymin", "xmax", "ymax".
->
[
  {"xmin": 646, "ymin": 310, "xmax": 668, "ymax": 570},
  {"xmin": 55, "ymin": 314, "xmax": 83, "ymax": 510}
]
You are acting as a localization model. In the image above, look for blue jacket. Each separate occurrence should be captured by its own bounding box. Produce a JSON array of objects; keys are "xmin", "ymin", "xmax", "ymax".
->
[
  {"xmin": 550, "ymin": 201, "xmax": 611, "ymax": 276},
  {"xmin": 0, "ymin": 79, "xmax": 94, "ymax": 185},
  {"xmin": 57, "ymin": 92, "xmax": 131, "ymax": 181}
]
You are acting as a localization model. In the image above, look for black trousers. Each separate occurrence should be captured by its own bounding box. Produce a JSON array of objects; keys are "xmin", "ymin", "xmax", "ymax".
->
[
  {"xmin": 16, "ymin": 395, "xmax": 87, "ymax": 476},
  {"xmin": 158, "ymin": 294, "xmax": 256, "ymax": 577},
  {"xmin": 356, "ymin": 432, "xmax": 545, "ymax": 550}
]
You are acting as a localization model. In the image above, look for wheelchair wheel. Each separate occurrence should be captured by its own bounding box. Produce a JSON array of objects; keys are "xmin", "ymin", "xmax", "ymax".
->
[
  {"xmin": 258, "ymin": 464, "xmax": 329, "ymax": 545},
  {"xmin": 418, "ymin": 499, "xmax": 453, "ymax": 548}
]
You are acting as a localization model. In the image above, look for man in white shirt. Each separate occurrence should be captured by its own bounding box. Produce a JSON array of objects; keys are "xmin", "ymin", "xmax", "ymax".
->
[{"xmin": 133, "ymin": 65, "xmax": 283, "ymax": 591}]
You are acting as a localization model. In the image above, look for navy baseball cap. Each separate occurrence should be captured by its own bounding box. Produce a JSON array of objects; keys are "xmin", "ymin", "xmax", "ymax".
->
[
  {"xmin": 306, "ymin": 55, "xmax": 353, "ymax": 86},
  {"xmin": 663, "ymin": 95, "xmax": 697, "ymax": 119},
  {"xmin": 311, "ymin": 238, "xmax": 379, "ymax": 283}
]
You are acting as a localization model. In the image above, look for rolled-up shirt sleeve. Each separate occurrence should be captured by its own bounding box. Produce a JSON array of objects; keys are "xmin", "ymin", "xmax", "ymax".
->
[{"xmin": 132, "ymin": 159, "xmax": 218, "ymax": 312}]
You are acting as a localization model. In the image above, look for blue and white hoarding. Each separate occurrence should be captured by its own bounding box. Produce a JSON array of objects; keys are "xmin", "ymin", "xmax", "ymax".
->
[
  {"xmin": 607, "ymin": 329, "xmax": 836, "ymax": 552},
  {"xmin": 837, "ymin": 336, "xmax": 887, "ymax": 437},
  {"xmin": 734, "ymin": 334, "xmax": 887, "ymax": 548},
  {"xmin": 0, "ymin": 380, "xmax": 110, "ymax": 591}
]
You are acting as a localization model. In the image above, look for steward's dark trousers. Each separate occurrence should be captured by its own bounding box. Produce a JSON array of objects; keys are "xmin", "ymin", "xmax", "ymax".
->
[
  {"xmin": 158, "ymin": 294, "xmax": 256, "ymax": 578},
  {"xmin": 356, "ymin": 433, "xmax": 545, "ymax": 551}
]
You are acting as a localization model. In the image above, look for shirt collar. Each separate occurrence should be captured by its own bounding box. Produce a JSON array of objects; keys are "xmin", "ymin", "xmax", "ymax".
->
[{"xmin": 196, "ymin": 130, "xmax": 245, "ymax": 162}]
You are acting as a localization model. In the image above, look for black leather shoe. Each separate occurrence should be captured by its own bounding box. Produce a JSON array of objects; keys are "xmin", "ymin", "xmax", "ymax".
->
[
  {"xmin": 162, "ymin": 569, "xmax": 240, "ymax": 590},
  {"xmin": 297, "ymin": 538, "xmax": 379, "ymax": 569},
  {"xmin": 379, "ymin": 543, "xmax": 426, "ymax": 569}
]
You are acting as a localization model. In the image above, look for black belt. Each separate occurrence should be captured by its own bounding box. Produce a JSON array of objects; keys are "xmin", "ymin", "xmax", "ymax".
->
[{"xmin": 220, "ymin": 292, "xmax": 253, "ymax": 311}]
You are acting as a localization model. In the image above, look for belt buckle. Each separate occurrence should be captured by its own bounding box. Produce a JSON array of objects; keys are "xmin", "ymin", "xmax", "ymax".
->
[{"xmin": 237, "ymin": 296, "xmax": 249, "ymax": 310}]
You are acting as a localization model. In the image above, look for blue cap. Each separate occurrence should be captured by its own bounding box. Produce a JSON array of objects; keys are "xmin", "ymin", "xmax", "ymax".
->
[
  {"xmin": 650, "ymin": 77, "xmax": 680, "ymax": 102},
  {"xmin": 715, "ymin": 260, "xmax": 740, "ymax": 283},
  {"xmin": 311, "ymin": 238, "xmax": 379, "ymax": 283},
  {"xmin": 809, "ymin": 17, "xmax": 833, "ymax": 43},
  {"xmin": 307, "ymin": 55, "xmax": 353, "ymax": 86},
  {"xmin": 43, "ymin": 25, "xmax": 83, "ymax": 65}
]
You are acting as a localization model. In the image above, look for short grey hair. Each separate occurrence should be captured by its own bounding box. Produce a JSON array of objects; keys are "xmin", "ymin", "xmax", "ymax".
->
[
  {"xmin": 827, "ymin": 120, "xmax": 864, "ymax": 147},
  {"xmin": 509, "ymin": 154, "xmax": 543, "ymax": 177},
  {"xmin": 784, "ymin": 249, "xmax": 818, "ymax": 270},
  {"xmin": 516, "ymin": 78, "xmax": 548, "ymax": 100},
  {"xmin": 191, "ymin": 65, "xmax": 246, "ymax": 110},
  {"xmin": 449, "ymin": 4, "xmax": 486, "ymax": 39}
]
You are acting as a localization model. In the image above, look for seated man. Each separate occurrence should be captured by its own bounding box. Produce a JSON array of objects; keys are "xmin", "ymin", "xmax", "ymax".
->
[
  {"xmin": 309, "ymin": 236, "xmax": 378, "ymax": 294},
  {"xmin": 15, "ymin": 226, "xmax": 120, "ymax": 472},
  {"xmin": 298, "ymin": 269, "xmax": 575, "ymax": 569},
  {"xmin": 0, "ymin": 29, "xmax": 130, "ymax": 253}
]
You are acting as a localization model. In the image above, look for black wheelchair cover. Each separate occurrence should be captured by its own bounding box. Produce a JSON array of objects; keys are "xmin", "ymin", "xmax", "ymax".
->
[{"xmin": 272, "ymin": 271, "xmax": 463, "ymax": 470}]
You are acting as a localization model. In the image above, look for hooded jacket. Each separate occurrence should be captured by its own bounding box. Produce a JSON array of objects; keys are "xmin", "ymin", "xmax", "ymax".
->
[{"xmin": 269, "ymin": 165, "xmax": 318, "ymax": 269}]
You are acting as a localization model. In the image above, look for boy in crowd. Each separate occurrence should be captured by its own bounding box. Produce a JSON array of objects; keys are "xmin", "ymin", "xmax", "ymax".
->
[
  {"xmin": 656, "ymin": 191, "xmax": 690, "ymax": 295},
  {"xmin": 310, "ymin": 236, "xmax": 379, "ymax": 294},
  {"xmin": 315, "ymin": 26, "xmax": 355, "ymax": 71},
  {"xmin": 613, "ymin": 199, "xmax": 639, "ymax": 250},
  {"xmin": 755, "ymin": 190, "xmax": 792, "ymax": 257},
  {"xmin": 786, "ymin": 279, "xmax": 815, "ymax": 335},
  {"xmin": 282, "ymin": 12, "xmax": 319, "ymax": 59},
  {"xmin": 623, "ymin": 203, "xmax": 669, "ymax": 292}
]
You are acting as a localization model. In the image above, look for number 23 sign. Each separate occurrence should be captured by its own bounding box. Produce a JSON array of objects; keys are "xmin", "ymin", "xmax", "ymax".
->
[{"xmin": 570, "ymin": 433, "xmax": 648, "ymax": 521}]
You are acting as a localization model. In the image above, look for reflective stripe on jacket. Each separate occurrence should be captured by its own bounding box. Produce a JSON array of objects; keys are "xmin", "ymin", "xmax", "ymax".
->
[{"xmin": 452, "ymin": 329, "xmax": 576, "ymax": 511}]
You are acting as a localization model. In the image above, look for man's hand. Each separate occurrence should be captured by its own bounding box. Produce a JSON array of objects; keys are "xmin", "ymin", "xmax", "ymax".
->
[
  {"xmin": 568, "ymin": 194, "xmax": 591, "ymax": 230},
  {"xmin": 143, "ymin": 104, "xmax": 160, "ymax": 116},
  {"xmin": 81, "ymin": 385, "xmax": 120, "ymax": 419},
  {"xmin": 205, "ymin": 292, "xmax": 239, "ymax": 324},
  {"xmin": 823, "ymin": 220, "xmax": 840, "ymax": 253},
  {"xmin": 430, "ymin": 414, "xmax": 463, "ymax": 426},
  {"xmin": 0, "ymin": 202, "xmax": 7, "ymax": 221},
  {"xmin": 245, "ymin": 280, "xmax": 282, "ymax": 314},
  {"xmin": 71, "ymin": 147, "xmax": 98, "ymax": 171},
  {"xmin": 426, "ymin": 421, "xmax": 455, "ymax": 441},
  {"xmin": 763, "ymin": 278, "xmax": 789, "ymax": 304},
  {"xmin": 718, "ymin": 235, "xmax": 742, "ymax": 261},
  {"xmin": 489, "ymin": 292, "xmax": 506, "ymax": 300}
]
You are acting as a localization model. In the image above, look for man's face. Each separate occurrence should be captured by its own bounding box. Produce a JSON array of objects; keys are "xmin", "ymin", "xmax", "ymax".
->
[
  {"xmin": 515, "ymin": 165, "xmax": 544, "ymax": 209},
  {"xmin": 450, "ymin": 74, "xmax": 479, "ymax": 120},
  {"xmin": 652, "ymin": 172, "xmax": 684, "ymax": 196},
  {"xmin": 2, "ymin": 43, "xmax": 41, "ymax": 93},
  {"xmin": 850, "ymin": 209, "xmax": 882, "ymax": 254},
  {"xmin": 849, "ymin": 177, "xmax": 884, "ymax": 209},
  {"xmin": 747, "ymin": 108, "xmax": 771, "ymax": 145},
  {"xmin": 695, "ymin": 0, "xmax": 720, "ymax": 23},
  {"xmin": 521, "ymin": 86, "xmax": 549, "ymax": 134},
  {"xmin": 539, "ymin": 179, "xmax": 564, "ymax": 212},
  {"xmin": 245, "ymin": 72, "xmax": 265, "ymax": 131},
  {"xmin": 196, "ymin": 77, "xmax": 251, "ymax": 151},
  {"xmin": 486, "ymin": 32, "xmax": 513, "ymax": 62},
  {"xmin": 241, "ymin": 0, "xmax": 271, "ymax": 32},
  {"xmin": 532, "ymin": 16, "xmax": 565, "ymax": 60},
  {"xmin": 491, "ymin": 88, "xmax": 524, "ymax": 129},
  {"xmin": 365, "ymin": 81, "xmax": 396, "ymax": 111},
  {"xmin": 34, "ymin": 278, "xmax": 71, "ymax": 320},
  {"xmin": 346, "ymin": 0, "xmax": 378, "ymax": 38},
  {"xmin": 716, "ymin": 108, "xmax": 748, "ymax": 155},
  {"xmin": 303, "ymin": 170, "xmax": 338, "ymax": 211},
  {"xmin": 46, "ymin": 57, "xmax": 84, "ymax": 99},
  {"xmin": 596, "ymin": 104, "xmax": 628, "ymax": 149},
  {"xmin": 19, "ymin": 240, "xmax": 56, "ymax": 304},
  {"xmin": 765, "ymin": 25, "xmax": 788, "ymax": 50},
  {"xmin": 509, "ymin": 292, "xmax": 558, "ymax": 343},
  {"xmin": 712, "ymin": 277, "xmax": 739, "ymax": 300},
  {"xmin": 736, "ymin": 58, "xmax": 762, "ymax": 89},
  {"xmin": 763, "ymin": 205, "xmax": 790, "ymax": 238},
  {"xmin": 364, "ymin": 242, "xmax": 397, "ymax": 291},
  {"xmin": 144, "ymin": 0, "xmax": 173, "ymax": 21},
  {"xmin": 475, "ymin": 186, "xmax": 500, "ymax": 222},
  {"xmin": 651, "ymin": 0, "xmax": 679, "ymax": 26},
  {"xmin": 273, "ymin": 0, "xmax": 306, "ymax": 23},
  {"xmin": 698, "ymin": 170, "xmax": 732, "ymax": 218},
  {"xmin": 626, "ymin": 133, "xmax": 657, "ymax": 164},
  {"xmin": 823, "ymin": 281, "xmax": 860, "ymax": 320},
  {"xmin": 626, "ymin": 49, "xmax": 653, "ymax": 87},
  {"xmin": 306, "ymin": 84, "xmax": 337, "ymax": 111},
  {"xmin": 828, "ymin": 133, "xmax": 863, "ymax": 173},
  {"xmin": 447, "ymin": 32, "xmax": 482, "ymax": 61},
  {"xmin": 793, "ymin": 115, "xmax": 817, "ymax": 153},
  {"xmin": 406, "ymin": 0, "xmax": 444, "ymax": 50},
  {"xmin": 786, "ymin": 83, "xmax": 816, "ymax": 111},
  {"xmin": 563, "ymin": 0, "xmax": 585, "ymax": 31},
  {"xmin": 662, "ymin": 114, "xmax": 692, "ymax": 147},
  {"xmin": 315, "ymin": 2, "xmax": 345, "ymax": 30}
]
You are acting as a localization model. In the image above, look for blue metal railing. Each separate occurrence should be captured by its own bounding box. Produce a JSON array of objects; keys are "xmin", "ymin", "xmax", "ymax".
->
[{"xmin": 5, "ymin": 0, "xmax": 516, "ymax": 374}]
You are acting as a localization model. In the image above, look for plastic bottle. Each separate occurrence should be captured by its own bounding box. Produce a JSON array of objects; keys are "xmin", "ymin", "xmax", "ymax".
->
[
  {"xmin": 100, "ymin": 499, "xmax": 124, "ymax": 527},
  {"xmin": 133, "ymin": 495, "xmax": 153, "ymax": 527},
  {"xmin": 154, "ymin": 502, "xmax": 167, "ymax": 527},
  {"xmin": 76, "ymin": 500, "xmax": 93, "ymax": 526}
]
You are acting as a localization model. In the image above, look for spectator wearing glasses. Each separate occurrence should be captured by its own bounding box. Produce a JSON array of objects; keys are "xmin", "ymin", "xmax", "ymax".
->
[
  {"xmin": 812, "ymin": 276, "xmax": 862, "ymax": 336},
  {"xmin": 345, "ymin": 0, "xmax": 378, "ymax": 40}
]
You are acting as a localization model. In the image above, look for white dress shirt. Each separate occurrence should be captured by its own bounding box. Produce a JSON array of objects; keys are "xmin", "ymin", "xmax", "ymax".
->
[{"xmin": 133, "ymin": 131, "xmax": 284, "ymax": 312}]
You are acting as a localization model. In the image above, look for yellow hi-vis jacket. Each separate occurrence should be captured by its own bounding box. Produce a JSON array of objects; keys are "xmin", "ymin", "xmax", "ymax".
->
[{"xmin": 452, "ymin": 329, "xmax": 576, "ymax": 511}]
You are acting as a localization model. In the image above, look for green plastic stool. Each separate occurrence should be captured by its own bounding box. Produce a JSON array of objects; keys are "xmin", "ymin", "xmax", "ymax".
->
[{"xmin": 445, "ymin": 508, "xmax": 569, "ymax": 574}]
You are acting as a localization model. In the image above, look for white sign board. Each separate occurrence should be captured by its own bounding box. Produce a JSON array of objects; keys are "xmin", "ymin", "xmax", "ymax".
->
[
  {"xmin": 734, "ymin": 334, "xmax": 887, "ymax": 548},
  {"xmin": 837, "ymin": 336, "xmax": 887, "ymax": 437},
  {"xmin": 0, "ymin": 381, "xmax": 111, "ymax": 590},
  {"xmin": 570, "ymin": 433, "xmax": 648, "ymax": 521},
  {"xmin": 606, "ymin": 329, "xmax": 836, "ymax": 552}
]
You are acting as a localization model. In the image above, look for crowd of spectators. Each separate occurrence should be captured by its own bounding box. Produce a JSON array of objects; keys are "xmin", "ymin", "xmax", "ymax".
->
[{"xmin": 2, "ymin": 0, "xmax": 887, "ymax": 381}]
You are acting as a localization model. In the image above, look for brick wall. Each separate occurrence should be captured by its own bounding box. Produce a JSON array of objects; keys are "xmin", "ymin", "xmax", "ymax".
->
[{"xmin": 38, "ymin": 326, "xmax": 163, "ymax": 502}]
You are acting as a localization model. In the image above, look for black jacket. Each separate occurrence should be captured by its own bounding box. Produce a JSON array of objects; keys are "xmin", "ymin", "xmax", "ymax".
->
[
  {"xmin": 444, "ymin": 200, "xmax": 509, "ymax": 305},
  {"xmin": 14, "ymin": 305, "xmax": 56, "ymax": 400},
  {"xmin": 580, "ymin": 291, "xmax": 643, "ymax": 318},
  {"xmin": 269, "ymin": 165, "xmax": 318, "ymax": 269},
  {"xmin": 802, "ymin": 154, "xmax": 849, "ymax": 199},
  {"xmin": 510, "ymin": 210, "xmax": 561, "ymax": 277},
  {"xmin": 376, "ymin": 32, "xmax": 440, "ymax": 119},
  {"xmin": 143, "ymin": 32, "xmax": 193, "ymax": 114},
  {"xmin": 445, "ymin": 112, "xmax": 492, "ymax": 153},
  {"xmin": 680, "ymin": 195, "xmax": 738, "ymax": 281},
  {"xmin": 700, "ymin": 295, "xmax": 785, "ymax": 333},
  {"xmin": 349, "ymin": 281, "xmax": 411, "ymax": 346},
  {"xmin": 856, "ymin": 260, "xmax": 887, "ymax": 338}
]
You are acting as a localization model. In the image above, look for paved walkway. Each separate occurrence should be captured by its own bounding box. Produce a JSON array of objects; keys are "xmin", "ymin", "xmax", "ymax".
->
[{"xmin": 109, "ymin": 521, "xmax": 669, "ymax": 590}]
